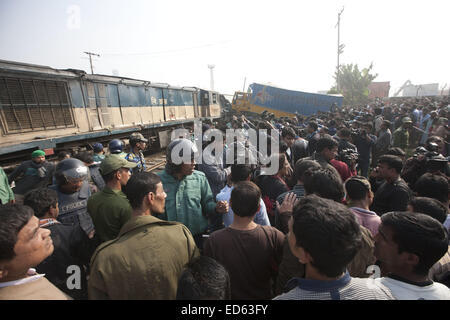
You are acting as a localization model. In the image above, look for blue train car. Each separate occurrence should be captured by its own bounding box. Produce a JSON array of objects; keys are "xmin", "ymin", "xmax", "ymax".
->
[
  {"xmin": 0, "ymin": 60, "xmax": 221, "ymax": 162},
  {"xmin": 232, "ymin": 83, "xmax": 343, "ymax": 117}
]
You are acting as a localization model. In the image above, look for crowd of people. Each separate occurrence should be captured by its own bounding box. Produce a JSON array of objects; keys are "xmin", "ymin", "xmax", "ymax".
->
[{"xmin": 0, "ymin": 95, "xmax": 449, "ymax": 300}]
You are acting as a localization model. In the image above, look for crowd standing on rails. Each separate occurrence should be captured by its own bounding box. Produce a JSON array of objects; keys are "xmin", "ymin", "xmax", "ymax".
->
[{"xmin": 0, "ymin": 95, "xmax": 450, "ymax": 300}]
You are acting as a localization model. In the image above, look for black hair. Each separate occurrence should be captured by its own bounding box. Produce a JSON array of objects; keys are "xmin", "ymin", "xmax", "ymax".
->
[
  {"xmin": 281, "ymin": 127, "xmax": 296, "ymax": 138},
  {"xmin": 230, "ymin": 181, "xmax": 261, "ymax": 218},
  {"xmin": 414, "ymin": 173, "xmax": 449, "ymax": 203},
  {"xmin": 316, "ymin": 136, "xmax": 338, "ymax": 153},
  {"xmin": 378, "ymin": 154, "xmax": 404, "ymax": 174},
  {"xmin": 363, "ymin": 122, "xmax": 373, "ymax": 131},
  {"xmin": 294, "ymin": 159, "xmax": 321, "ymax": 183},
  {"xmin": 426, "ymin": 135, "xmax": 444, "ymax": 145},
  {"xmin": 291, "ymin": 195, "xmax": 362, "ymax": 277},
  {"xmin": 123, "ymin": 172, "xmax": 162, "ymax": 210},
  {"xmin": 385, "ymin": 148, "xmax": 406, "ymax": 159},
  {"xmin": 57, "ymin": 150, "xmax": 71, "ymax": 161},
  {"xmin": 279, "ymin": 141, "xmax": 288, "ymax": 153},
  {"xmin": 381, "ymin": 211, "xmax": 448, "ymax": 276},
  {"xmin": 176, "ymin": 256, "xmax": 231, "ymax": 300},
  {"xmin": 0, "ymin": 204, "xmax": 34, "ymax": 261},
  {"xmin": 23, "ymin": 188, "xmax": 58, "ymax": 218},
  {"xmin": 303, "ymin": 168, "xmax": 344, "ymax": 202},
  {"xmin": 339, "ymin": 128, "xmax": 351, "ymax": 138},
  {"xmin": 102, "ymin": 169, "xmax": 120, "ymax": 184},
  {"xmin": 382, "ymin": 120, "xmax": 391, "ymax": 128},
  {"xmin": 74, "ymin": 151, "xmax": 94, "ymax": 164},
  {"xmin": 230, "ymin": 164, "xmax": 252, "ymax": 183},
  {"xmin": 408, "ymin": 197, "xmax": 448, "ymax": 224},
  {"xmin": 276, "ymin": 153, "xmax": 287, "ymax": 174},
  {"xmin": 345, "ymin": 176, "xmax": 371, "ymax": 201},
  {"xmin": 308, "ymin": 122, "xmax": 318, "ymax": 131}
]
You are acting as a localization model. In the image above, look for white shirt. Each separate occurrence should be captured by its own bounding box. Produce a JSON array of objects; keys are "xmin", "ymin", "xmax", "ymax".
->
[
  {"xmin": 0, "ymin": 268, "xmax": 45, "ymax": 288},
  {"xmin": 374, "ymin": 277, "xmax": 450, "ymax": 300}
]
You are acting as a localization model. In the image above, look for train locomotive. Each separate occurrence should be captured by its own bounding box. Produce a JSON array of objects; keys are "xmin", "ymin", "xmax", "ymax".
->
[{"xmin": 0, "ymin": 59, "xmax": 223, "ymax": 163}]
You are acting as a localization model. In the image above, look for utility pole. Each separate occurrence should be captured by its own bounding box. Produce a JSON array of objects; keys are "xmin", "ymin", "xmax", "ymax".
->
[
  {"xmin": 84, "ymin": 51, "xmax": 100, "ymax": 74},
  {"xmin": 208, "ymin": 64, "xmax": 215, "ymax": 91},
  {"xmin": 335, "ymin": 7, "xmax": 344, "ymax": 92}
]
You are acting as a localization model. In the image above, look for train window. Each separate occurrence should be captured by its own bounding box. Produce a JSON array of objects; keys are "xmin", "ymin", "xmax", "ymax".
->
[
  {"xmin": 136, "ymin": 87, "xmax": 146, "ymax": 106},
  {"xmin": 0, "ymin": 77, "xmax": 74, "ymax": 133},
  {"xmin": 106, "ymin": 84, "xmax": 120, "ymax": 107},
  {"xmin": 180, "ymin": 91, "xmax": 194, "ymax": 106},
  {"xmin": 212, "ymin": 93, "xmax": 217, "ymax": 104},
  {"xmin": 164, "ymin": 89, "xmax": 187, "ymax": 106}
]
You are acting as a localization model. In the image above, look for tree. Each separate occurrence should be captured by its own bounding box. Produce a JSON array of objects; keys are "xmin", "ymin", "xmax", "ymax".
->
[{"xmin": 328, "ymin": 63, "xmax": 378, "ymax": 106}]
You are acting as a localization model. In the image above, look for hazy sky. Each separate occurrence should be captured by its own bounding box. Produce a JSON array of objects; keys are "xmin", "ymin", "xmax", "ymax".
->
[{"xmin": 1, "ymin": 0, "xmax": 449, "ymax": 97}]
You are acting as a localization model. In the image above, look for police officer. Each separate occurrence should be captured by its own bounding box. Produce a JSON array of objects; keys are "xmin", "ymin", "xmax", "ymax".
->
[
  {"xmin": 108, "ymin": 139, "xmax": 127, "ymax": 159},
  {"xmin": 49, "ymin": 158, "xmax": 95, "ymax": 238},
  {"xmin": 92, "ymin": 143, "xmax": 105, "ymax": 163},
  {"xmin": 125, "ymin": 133, "xmax": 148, "ymax": 173},
  {"xmin": 393, "ymin": 117, "xmax": 412, "ymax": 156}
]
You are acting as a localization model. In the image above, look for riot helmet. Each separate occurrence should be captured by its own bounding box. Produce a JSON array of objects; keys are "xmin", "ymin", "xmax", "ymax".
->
[
  {"xmin": 93, "ymin": 143, "xmax": 104, "ymax": 153},
  {"xmin": 165, "ymin": 138, "xmax": 198, "ymax": 174},
  {"xmin": 54, "ymin": 158, "xmax": 88, "ymax": 186},
  {"xmin": 109, "ymin": 139, "xmax": 124, "ymax": 154}
]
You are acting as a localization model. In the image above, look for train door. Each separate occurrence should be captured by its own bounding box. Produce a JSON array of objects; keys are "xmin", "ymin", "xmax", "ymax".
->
[
  {"xmin": 193, "ymin": 91, "xmax": 201, "ymax": 118},
  {"xmin": 199, "ymin": 89, "xmax": 210, "ymax": 117},
  {"xmin": 96, "ymin": 83, "xmax": 111, "ymax": 127},
  {"xmin": 209, "ymin": 91, "xmax": 221, "ymax": 118},
  {"xmin": 85, "ymin": 81, "xmax": 102, "ymax": 130}
]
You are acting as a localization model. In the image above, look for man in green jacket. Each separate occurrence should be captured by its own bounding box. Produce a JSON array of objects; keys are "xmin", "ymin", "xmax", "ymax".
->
[
  {"xmin": 393, "ymin": 117, "xmax": 412, "ymax": 156},
  {"xmin": 87, "ymin": 155, "xmax": 136, "ymax": 243},
  {"xmin": 88, "ymin": 172, "xmax": 199, "ymax": 299},
  {"xmin": 158, "ymin": 139, "xmax": 229, "ymax": 250},
  {"xmin": 0, "ymin": 167, "xmax": 14, "ymax": 204}
]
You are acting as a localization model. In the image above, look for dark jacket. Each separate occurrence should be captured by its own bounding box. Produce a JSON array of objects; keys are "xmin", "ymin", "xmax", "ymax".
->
[
  {"xmin": 306, "ymin": 131, "xmax": 320, "ymax": 156},
  {"xmin": 196, "ymin": 153, "xmax": 228, "ymax": 200},
  {"xmin": 50, "ymin": 182, "xmax": 94, "ymax": 236},
  {"xmin": 88, "ymin": 164, "xmax": 105, "ymax": 191},
  {"xmin": 338, "ymin": 138, "xmax": 357, "ymax": 154},
  {"xmin": 287, "ymin": 138, "xmax": 309, "ymax": 167},
  {"xmin": 35, "ymin": 220, "xmax": 99, "ymax": 299},
  {"xmin": 8, "ymin": 160, "xmax": 55, "ymax": 195},
  {"xmin": 354, "ymin": 134, "xmax": 377, "ymax": 162},
  {"xmin": 370, "ymin": 177, "xmax": 412, "ymax": 216}
]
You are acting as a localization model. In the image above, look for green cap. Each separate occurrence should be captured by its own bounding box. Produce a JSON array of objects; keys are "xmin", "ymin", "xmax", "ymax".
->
[
  {"xmin": 100, "ymin": 155, "xmax": 137, "ymax": 175},
  {"xmin": 31, "ymin": 150, "xmax": 46, "ymax": 158},
  {"xmin": 402, "ymin": 117, "xmax": 412, "ymax": 124},
  {"xmin": 129, "ymin": 132, "xmax": 148, "ymax": 143}
]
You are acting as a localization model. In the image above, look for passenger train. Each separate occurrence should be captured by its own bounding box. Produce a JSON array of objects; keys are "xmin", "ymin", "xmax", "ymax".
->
[{"xmin": 0, "ymin": 60, "xmax": 224, "ymax": 163}]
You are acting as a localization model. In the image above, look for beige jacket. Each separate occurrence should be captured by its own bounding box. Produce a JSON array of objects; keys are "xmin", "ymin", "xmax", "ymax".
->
[
  {"xmin": 88, "ymin": 215, "xmax": 199, "ymax": 300},
  {"xmin": 0, "ymin": 277, "xmax": 71, "ymax": 300}
]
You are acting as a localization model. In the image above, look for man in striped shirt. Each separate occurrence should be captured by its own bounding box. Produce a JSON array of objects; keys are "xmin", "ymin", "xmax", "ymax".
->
[{"xmin": 273, "ymin": 195, "xmax": 394, "ymax": 300}]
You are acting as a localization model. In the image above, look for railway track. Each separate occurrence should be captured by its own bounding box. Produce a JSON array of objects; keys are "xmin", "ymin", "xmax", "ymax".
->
[{"xmin": 145, "ymin": 152, "xmax": 166, "ymax": 172}]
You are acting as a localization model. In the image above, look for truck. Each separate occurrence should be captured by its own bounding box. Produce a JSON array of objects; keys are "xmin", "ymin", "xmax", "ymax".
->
[{"xmin": 232, "ymin": 83, "xmax": 343, "ymax": 117}]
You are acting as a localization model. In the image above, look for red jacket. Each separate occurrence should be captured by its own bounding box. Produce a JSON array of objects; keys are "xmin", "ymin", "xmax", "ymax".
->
[{"xmin": 330, "ymin": 159, "xmax": 356, "ymax": 182}]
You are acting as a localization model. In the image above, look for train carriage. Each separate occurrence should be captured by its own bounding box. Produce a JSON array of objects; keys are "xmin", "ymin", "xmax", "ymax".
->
[{"xmin": 0, "ymin": 59, "xmax": 221, "ymax": 163}]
